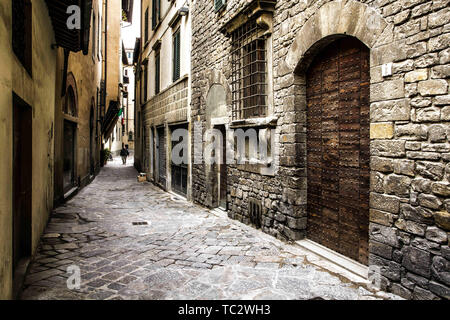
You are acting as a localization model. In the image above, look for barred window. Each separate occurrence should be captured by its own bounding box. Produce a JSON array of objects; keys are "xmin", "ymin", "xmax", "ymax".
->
[{"xmin": 231, "ymin": 19, "xmax": 267, "ymax": 120}]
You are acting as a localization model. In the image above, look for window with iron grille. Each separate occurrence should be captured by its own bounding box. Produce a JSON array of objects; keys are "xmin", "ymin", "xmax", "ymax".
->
[
  {"xmin": 173, "ymin": 29, "xmax": 181, "ymax": 82},
  {"xmin": 231, "ymin": 20, "xmax": 267, "ymax": 120},
  {"xmin": 12, "ymin": 0, "xmax": 32, "ymax": 75},
  {"xmin": 155, "ymin": 50, "xmax": 161, "ymax": 94}
]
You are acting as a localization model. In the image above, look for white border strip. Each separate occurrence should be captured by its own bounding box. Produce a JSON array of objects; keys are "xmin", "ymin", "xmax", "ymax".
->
[{"xmin": 296, "ymin": 239, "xmax": 369, "ymax": 279}]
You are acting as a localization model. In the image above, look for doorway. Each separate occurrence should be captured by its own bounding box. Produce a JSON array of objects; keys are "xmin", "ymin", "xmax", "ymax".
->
[
  {"xmin": 63, "ymin": 120, "xmax": 77, "ymax": 193},
  {"xmin": 305, "ymin": 37, "xmax": 370, "ymax": 265},
  {"xmin": 89, "ymin": 106, "xmax": 95, "ymax": 176},
  {"xmin": 12, "ymin": 94, "xmax": 32, "ymax": 275},
  {"xmin": 156, "ymin": 126, "xmax": 166, "ymax": 188},
  {"xmin": 170, "ymin": 124, "xmax": 188, "ymax": 197},
  {"xmin": 216, "ymin": 125, "xmax": 227, "ymax": 210}
]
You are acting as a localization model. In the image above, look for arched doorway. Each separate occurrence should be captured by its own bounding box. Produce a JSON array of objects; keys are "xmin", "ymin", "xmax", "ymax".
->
[
  {"xmin": 63, "ymin": 85, "xmax": 78, "ymax": 193},
  {"xmin": 306, "ymin": 37, "xmax": 370, "ymax": 265}
]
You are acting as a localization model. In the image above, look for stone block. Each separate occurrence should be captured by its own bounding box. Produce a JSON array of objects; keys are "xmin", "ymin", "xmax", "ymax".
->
[
  {"xmin": 405, "ymin": 69, "xmax": 428, "ymax": 82},
  {"xmin": 428, "ymin": 281, "xmax": 450, "ymax": 299},
  {"xmin": 395, "ymin": 123, "xmax": 428, "ymax": 140},
  {"xmin": 415, "ymin": 161, "xmax": 445, "ymax": 180},
  {"xmin": 385, "ymin": 174, "xmax": 412, "ymax": 196},
  {"xmin": 370, "ymin": 99, "xmax": 410, "ymax": 121},
  {"xmin": 370, "ymin": 123, "xmax": 394, "ymax": 139},
  {"xmin": 369, "ymin": 223, "xmax": 400, "ymax": 248},
  {"xmin": 418, "ymin": 193, "xmax": 443, "ymax": 210},
  {"xmin": 370, "ymin": 79, "xmax": 405, "ymax": 102},
  {"xmin": 408, "ymin": 151, "xmax": 441, "ymax": 160},
  {"xmin": 442, "ymin": 106, "xmax": 450, "ymax": 120},
  {"xmin": 425, "ymin": 226, "xmax": 448, "ymax": 243},
  {"xmin": 371, "ymin": 156, "xmax": 394, "ymax": 173},
  {"xmin": 432, "ymin": 211, "xmax": 450, "ymax": 231},
  {"xmin": 400, "ymin": 203, "xmax": 434, "ymax": 223},
  {"xmin": 418, "ymin": 79, "xmax": 448, "ymax": 96},
  {"xmin": 402, "ymin": 246, "xmax": 431, "ymax": 278},
  {"xmin": 416, "ymin": 107, "xmax": 441, "ymax": 122},
  {"xmin": 431, "ymin": 182, "xmax": 450, "ymax": 197},
  {"xmin": 371, "ymin": 140, "xmax": 406, "ymax": 157},
  {"xmin": 410, "ymin": 96, "xmax": 431, "ymax": 108},
  {"xmin": 393, "ymin": 159, "xmax": 415, "ymax": 176},
  {"xmin": 369, "ymin": 209, "xmax": 395, "ymax": 226},
  {"xmin": 431, "ymin": 65, "xmax": 450, "ymax": 78},
  {"xmin": 370, "ymin": 193, "xmax": 400, "ymax": 214}
]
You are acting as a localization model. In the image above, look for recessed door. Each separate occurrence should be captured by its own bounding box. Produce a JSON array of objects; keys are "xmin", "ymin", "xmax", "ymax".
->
[
  {"xmin": 63, "ymin": 120, "xmax": 76, "ymax": 193},
  {"xmin": 218, "ymin": 125, "xmax": 227, "ymax": 210},
  {"xmin": 13, "ymin": 94, "xmax": 32, "ymax": 274},
  {"xmin": 306, "ymin": 37, "xmax": 370, "ymax": 265}
]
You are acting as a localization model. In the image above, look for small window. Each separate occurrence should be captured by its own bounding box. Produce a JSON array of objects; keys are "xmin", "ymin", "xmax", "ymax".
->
[
  {"xmin": 152, "ymin": 0, "xmax": 161, "ymax": 30},
  {"xmin": 12, "ymin": 0, "xmax": 32, "ymax": 75},
  {"xmin": 144, "ymin": 65, "xmax": 148, "ymax": 102},
  {"xmin": 172, "ymin": 29, "xmax": 181, "ymax": 82},
  {"xmin": 215, "ymin": 0, "xmax": 226, "ymax": 12},
  {"xmin": 155, "ymin": 50, "xmax": 161, "ymax": 94},
  {"xmin": 231, "ymin": 19, "xmax": 268, "ymax": 120}
]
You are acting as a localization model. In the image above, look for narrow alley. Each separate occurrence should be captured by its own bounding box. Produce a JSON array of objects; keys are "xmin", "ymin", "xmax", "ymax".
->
[{"xmin": 19, "ymin": 158, "xmax": 400, "ymax": 300}]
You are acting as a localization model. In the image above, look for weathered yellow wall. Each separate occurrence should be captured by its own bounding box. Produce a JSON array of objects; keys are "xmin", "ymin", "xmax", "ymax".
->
[
  {"xmin": 54, "ymin": 0, "xmax": 104, "ymax": 203},
  {"xmin": 105, "ymin": 0, "xmax": 121, "ymax": 129},
  {"xmin": 0, "ymin": 0, "xmax": 56, "ymax": 299}
]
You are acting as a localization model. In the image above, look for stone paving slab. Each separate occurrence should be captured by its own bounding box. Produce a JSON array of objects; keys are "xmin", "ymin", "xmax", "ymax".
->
[{"xmin": 20, "ymin": 157, "xmax": 402, "ymax": 300}]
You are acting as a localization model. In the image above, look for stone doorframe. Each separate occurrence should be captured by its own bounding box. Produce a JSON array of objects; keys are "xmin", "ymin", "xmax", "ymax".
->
[
  {"xmin": 202, "ymin": 69, "xmax": 232, "ymax": 208},
  {"xmin": 278, "ymin": 0, "xmax": 398, "ymax": 265}
]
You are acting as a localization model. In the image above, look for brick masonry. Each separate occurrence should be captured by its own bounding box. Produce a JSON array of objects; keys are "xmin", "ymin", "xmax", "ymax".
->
[{"xmin": 190, "ymin": 0, "xmax": 450, "ymax": 299}]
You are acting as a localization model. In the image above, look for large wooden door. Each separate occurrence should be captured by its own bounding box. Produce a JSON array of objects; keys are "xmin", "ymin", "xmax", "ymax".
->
[
  {"xmin": 13, "ymin": 95, "xmax": 32, "ymax": 274},
  {"xmin": 306, "ymin": 37, "xmax": 370, "ymax": 265}
]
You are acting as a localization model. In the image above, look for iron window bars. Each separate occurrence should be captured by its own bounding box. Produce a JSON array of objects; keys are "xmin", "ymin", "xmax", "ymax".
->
[{"xmin": 231, "ymin": 19, "xmax": 268, "ymax": 120}]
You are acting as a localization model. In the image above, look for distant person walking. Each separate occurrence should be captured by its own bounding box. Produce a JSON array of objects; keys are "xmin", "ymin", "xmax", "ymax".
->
[{"xmin": 120, "ymin": 146, "xmax": 129, "ymax": 165}]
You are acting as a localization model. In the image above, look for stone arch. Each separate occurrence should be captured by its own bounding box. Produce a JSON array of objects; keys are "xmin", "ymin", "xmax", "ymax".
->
[
  {"xmin": 280, "ymin": 0, "xmax": 391, "ymax": 75},
  {"xmin": 64, "ymin": 72, "xmax": 78, "ymax": 117},
  {"xmin": 202, "ymin": 68, "xmax": 232, "ymax": 127}
]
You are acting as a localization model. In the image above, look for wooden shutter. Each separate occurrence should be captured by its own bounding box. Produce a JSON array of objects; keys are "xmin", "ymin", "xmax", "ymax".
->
[
  {"xmin": 173, "ymin": 30, "xmax": 180, "ymax": 82},
  {"xmin": 215, "ymin": 0, "xmax": 226, "ymax": 12},
  {"xmin": 155, "ymin": 52, "xmax": 160, "ymax": 94},
  {"xmin": 152, "ymin": 0, "xmax": 160, "ymax": 30},
  {"xmin": 144, "ymin": 8, "xmax": 149, "ymax": 42}
]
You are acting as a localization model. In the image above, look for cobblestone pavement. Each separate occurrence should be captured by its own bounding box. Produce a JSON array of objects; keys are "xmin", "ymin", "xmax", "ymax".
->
[{"xmin": 20, "ymin": 157, "xmax": 401, "ymax": 300}]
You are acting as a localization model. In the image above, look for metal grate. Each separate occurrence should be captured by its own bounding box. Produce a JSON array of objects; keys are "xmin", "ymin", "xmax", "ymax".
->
[
  {"xmin": 248, "ymin": 198, "xmax": 262, "ymax": 229},
  {"xmin": 231, "ymin": 19, "xmax": 267, "ymax": 120},
  {"xmin": 132, "ymin": 221, "xmax": 148, "ymax": 225}
]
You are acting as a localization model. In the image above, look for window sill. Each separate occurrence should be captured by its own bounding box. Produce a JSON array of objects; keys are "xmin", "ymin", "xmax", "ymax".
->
[{"xmin": 230, "ymin": 115, "xmax": 277, "ymax": 129}]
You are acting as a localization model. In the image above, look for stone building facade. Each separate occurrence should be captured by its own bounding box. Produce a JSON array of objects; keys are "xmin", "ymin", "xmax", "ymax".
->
[
  {"xmin": 190, "ymin": 0, "xmax": 449, "ymax": 299},
  {"xmin": 135, "ymin": 0, "xmax": 192, "ymax": 198}
]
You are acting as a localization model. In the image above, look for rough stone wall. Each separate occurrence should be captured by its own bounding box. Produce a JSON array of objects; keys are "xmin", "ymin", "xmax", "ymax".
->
[
  {"xmin": 142, "ymin": 77, "xmax": 189, "ymax": 128},
  {"xmin": 191, "ymin": 0, "xmax": 449, "ymax": 299},
  {"xmin": 142, "ymin": 76, "xmax": 189, "ymax": 178}
]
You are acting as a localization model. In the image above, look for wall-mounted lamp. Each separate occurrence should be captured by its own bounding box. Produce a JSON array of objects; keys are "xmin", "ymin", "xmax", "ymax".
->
[{"xmin": 178, "ymin": 7, "xmax": 189, "ymax": 16}]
